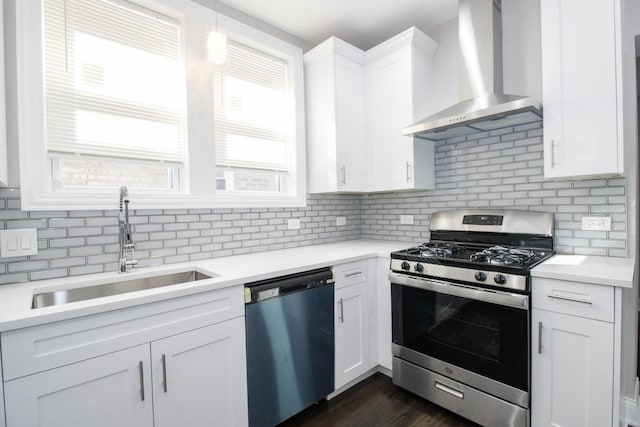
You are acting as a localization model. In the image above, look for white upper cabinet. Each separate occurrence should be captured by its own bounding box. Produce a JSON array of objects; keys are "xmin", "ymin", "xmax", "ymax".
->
[
  {"xmin": 367, "ymin": 28, "xmax": 437, "ymax": 192},
  {"xmin": 305, "ymin": 38, "xmax": 367, "ymax": 193},
  {"xmin": 541, "ymin": 0, "xmax": 623, "ymax": 179},
  {"xmin": 305, "ymin": 28, "xmax": 437, "ymax": 193}
]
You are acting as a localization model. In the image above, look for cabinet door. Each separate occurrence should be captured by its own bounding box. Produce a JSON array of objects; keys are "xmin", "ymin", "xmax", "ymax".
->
[
  {"xmin": 4, "ymin": 344, "xmax": 153, "ymax": 427},
  {"xmin": 151, "ymin": 317, "xmax": 248, "ymax": 427},
  {"xmin": 368, "ymin": 47, "xmax": 415, "ymax": 191},
  {"xmin": 541, "ymin": 0, "xmax": 621, "ymax": 179},
  {"xmin": 531, "ymin": 309, "xmax": 613, "ymax": 427},
  {"xmin": 335, "ymin": 282, "xmax": 370, "ymax": 388},
  {"xmin": 335, "ymin": 55, "xmax": 367, "ymax": 192}
]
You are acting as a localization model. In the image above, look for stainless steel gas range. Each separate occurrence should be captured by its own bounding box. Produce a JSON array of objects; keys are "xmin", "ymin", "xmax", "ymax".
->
[{"xmin": 389, "ymin": 209, "xmax": 554, "ymax": 427}]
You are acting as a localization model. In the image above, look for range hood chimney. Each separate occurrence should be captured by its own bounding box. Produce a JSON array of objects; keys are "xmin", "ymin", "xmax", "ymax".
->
[{"xmin": 403, "ymin": 0, "xmax": 542, "ymax": 141}]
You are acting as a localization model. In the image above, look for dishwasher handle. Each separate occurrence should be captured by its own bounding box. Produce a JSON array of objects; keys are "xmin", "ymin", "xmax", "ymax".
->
[
  {"xmin": 245, "ymin": 267, "xmax": 334, "ymax": 304},
  {"xmin": 280, "ymin": 283, "xmax": 310, "ymax": 294}
]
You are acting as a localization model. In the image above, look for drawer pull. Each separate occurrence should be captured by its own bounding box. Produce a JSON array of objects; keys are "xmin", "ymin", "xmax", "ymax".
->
[
  {"xmin": 162, "ymin": 354, "xmax": 168, "ymax": 393},
  {"xmin": 138, "ymin": 361, "xmax": 145, "ymax": 401},
  {"xmin": 435, "ymin": 381, "xmax": 464, "ymax": 399},
  {"xmin": 538, "ymin": 321, "xmax": 543, "ymax": 354},
  {"xmin": 344, "ymin": 271, "xmax": 362, "ymax": 278},
  {"xmin": 547, "ymin": 294, "xmax": 592, "ymax": 305}
]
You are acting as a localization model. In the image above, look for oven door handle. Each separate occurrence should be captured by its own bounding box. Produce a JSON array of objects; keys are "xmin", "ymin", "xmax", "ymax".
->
[{"xmin": 388, "ymin": 272, "xmax": 529, "ymax": 310}]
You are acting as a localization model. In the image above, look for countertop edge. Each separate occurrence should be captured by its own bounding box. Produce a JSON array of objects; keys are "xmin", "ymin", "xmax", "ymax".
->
[
  {"xmin": 0, "ymin": 240, "xmax": 408, "ymax": 332},
  {"xmin": 531, "ymin": 254, "xmax": 635, "ymax": 289}
]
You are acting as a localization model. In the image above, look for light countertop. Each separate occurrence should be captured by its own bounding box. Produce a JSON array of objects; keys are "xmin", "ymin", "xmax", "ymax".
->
[
  {"xmin": 1, "ymin": 241, "xmax": 634, "ymax": 332},
  {"xmin": 0, "ymin": 240, "xmax": 408, "ymax": 331},
  {"xmin": 532, "ymin": 254, "xmax": 635, "ymax": 288}
]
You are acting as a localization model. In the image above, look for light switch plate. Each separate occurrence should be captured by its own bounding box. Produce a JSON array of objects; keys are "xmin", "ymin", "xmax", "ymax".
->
[
  {"xmin": 581, "ymin": 216, "xmax": 611, "ymax": 231},
  {"xmin": 336, "ymin": 216, "xmax": 347, "ymax": 226},
  {"xmin": 287, "ymin": 218, "xmax": 301, "ymax": 230},
  {"xmin": 400, "ymin": 215, "xmax": 414, "ymax": 225},
  {"xmin": 0, "ymin": 228, "xmax": 38, "ymax": 258}
]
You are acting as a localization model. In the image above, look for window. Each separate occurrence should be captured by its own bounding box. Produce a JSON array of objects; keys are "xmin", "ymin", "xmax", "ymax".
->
[
  {"xmin": 213, "ymin": 40, "xmax": 292, "ymax": 193},
  {"xmin": 43, "ymin": 0, "xmax": 185, "ymax": 191},
  {"xmin": 16, "ymin": 0, "xmax": 306, "ymax": 209}
]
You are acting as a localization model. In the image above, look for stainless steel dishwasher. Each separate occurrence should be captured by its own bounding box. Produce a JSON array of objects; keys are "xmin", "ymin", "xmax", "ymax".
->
[{"xmin": 245, "ymin": 267, "xmax": 335, "ymax": 427}]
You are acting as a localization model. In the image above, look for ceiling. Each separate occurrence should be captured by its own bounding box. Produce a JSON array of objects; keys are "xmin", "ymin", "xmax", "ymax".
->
[{"xmin": 216, "ymin": 0, "xmax": 458, "ymax": 50}]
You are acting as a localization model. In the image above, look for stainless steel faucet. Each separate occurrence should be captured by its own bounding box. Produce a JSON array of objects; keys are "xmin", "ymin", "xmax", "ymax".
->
[{"xmin": 118, "ymin": 186, "xmax": 137, "ymax": 273}]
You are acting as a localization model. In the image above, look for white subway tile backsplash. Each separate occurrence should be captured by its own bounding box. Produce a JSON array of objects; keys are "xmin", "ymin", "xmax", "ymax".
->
[{"xmin": 0, "ymin": 123, "xmax": 629, "ymax": 283}]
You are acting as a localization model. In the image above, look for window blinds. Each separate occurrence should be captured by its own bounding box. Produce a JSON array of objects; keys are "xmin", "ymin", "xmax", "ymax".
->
[
  {"xmin": 213, "ymin": 40, "xmax": 292, "ymax": 172},
  {"xmin": 43, "ymin": 0, "xmax": 185, "ymax": 163}
]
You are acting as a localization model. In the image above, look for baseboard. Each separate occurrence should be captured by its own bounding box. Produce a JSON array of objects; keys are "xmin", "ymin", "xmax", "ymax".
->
[
  {"xmin": 376, "ymin": 364, "xmax": 392, "ymax": 377},
  {"xmin": 327, "ymin": 367, "xmax": 379, "ymax": 400}
]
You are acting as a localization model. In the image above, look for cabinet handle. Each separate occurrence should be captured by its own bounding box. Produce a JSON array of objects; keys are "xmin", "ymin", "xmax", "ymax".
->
[
  {"xmin": 138, "ymin": 361, "xmax": 145, "ymax": 401},
  {"xmin": 339, "ymin": 298, "xmax": 344, "ymax": 323},
  {"xmin": 547, "ymin": 294, "xmax": 592, "ymax": 305},
  {"xmin": 406, "ymin": 161, "xmax": 411, "ymax": 182},
  {"xmin": 538, "ymin": 321, "xmax": 542, "ymax": 354},
  {"xmin": 434, "ymin": 381, "xmax": 464, "ymax": 399},
  {"xmin": 550, "ymin": 139, "xmax": 556, "ymax": 166},
  {"xmin": 344, "ymin": 270, "xmax": 361, "ymax": 278},
  {"xmin": 162, "ymin": 354, "xmax": 168, "ymax": 393},
  {"xmin": 340, "ymin": 165, "xmax": 346, "ymax": 185}
]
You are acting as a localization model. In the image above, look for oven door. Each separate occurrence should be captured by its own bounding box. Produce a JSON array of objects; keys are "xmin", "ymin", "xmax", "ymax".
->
[{"xmin": 389, "ymin": 272, "xmax": 529, "ymax": 408}]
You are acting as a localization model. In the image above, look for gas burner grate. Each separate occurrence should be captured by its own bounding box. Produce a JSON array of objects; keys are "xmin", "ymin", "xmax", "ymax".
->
[
  {"xmin": 470, "ymin": 246, "xmax": 535, "ymax": 267},
  {"xmin": 414, "ymin": 242, "xmax": 462, "ymax": 258}
]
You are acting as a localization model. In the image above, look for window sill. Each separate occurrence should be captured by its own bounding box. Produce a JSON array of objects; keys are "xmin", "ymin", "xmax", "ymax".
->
[{"xmin": 19, "ymin": 191, "xmax": 307, "ymax": 211}]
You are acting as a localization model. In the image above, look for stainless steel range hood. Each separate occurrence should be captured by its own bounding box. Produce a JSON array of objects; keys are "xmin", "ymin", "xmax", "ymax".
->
[{"xmin": 403, "ymin": 0, "xmax": 542, "ymax": 141}]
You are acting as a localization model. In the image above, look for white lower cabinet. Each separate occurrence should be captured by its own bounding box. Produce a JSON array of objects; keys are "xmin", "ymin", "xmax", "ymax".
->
[
  {"xmin": 531, "ymin": 277, "xmax": 618, "ymax": 427},
  {"xmin": 531, "ymin": 309, "xmax": 613, "ymax": 427},
  {"xmin": 334, "ymin": 260, "xmax": 373, "ymax": 389},
  {"xmin": 2, "ymin": 287, "xmax": 248, "ymax": 427},
  {"xmin": 5, "ymin": 344, "xmax": 153, "ymax": 427},
  {"xmin": 375, "ymin": 256, "xmax": 392, "ymax": 371},
  {"xmin": 151, "ymin": 318, "xmax": 247, "ymax": 427},
  {"xmin": 335, "ymin": 281, "xmax": 370, "ymax": 388}
]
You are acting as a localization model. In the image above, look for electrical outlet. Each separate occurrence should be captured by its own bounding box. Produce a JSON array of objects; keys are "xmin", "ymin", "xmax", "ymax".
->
[
  {"xmin": 287, "ymin": 218, "xmax": 301, "ymax": 230},
  {"xmin": 581, "ymin": 216, "xmax": 611, "ymax": 231},
  {"xmin": 336, "ymin": 216, "xmax": 347, "ymax": 226},
  {"xmin": 400, "ymin": 215, "xmax": 414, "ymax": 225}
]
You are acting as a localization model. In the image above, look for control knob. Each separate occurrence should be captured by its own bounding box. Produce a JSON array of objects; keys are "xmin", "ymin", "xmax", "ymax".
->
[
  {"xmin": 401, "ymin": 261, "xmax": 411, "ymax": 271},
  {"xmin": 474, "ymin": 271, "xmax": 487, "ymax": 282},
  {"xmin": 494, "ymin": 274, "xmax": 507, "ymax": 285},
  {"xmin": 415, "ymin": 263, "xmax": 424, "ymax": 273}
]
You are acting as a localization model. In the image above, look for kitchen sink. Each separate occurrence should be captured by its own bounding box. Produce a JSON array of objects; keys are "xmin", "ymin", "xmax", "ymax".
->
[{"xmin": 32, "ymin": 270, "xmax": 216, "ymax": 309}]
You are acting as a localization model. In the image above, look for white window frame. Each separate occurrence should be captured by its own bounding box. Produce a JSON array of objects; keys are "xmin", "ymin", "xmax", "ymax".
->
[{"xmin": 15, "ymin": 0, "xmax": 306, "ymax": 210}]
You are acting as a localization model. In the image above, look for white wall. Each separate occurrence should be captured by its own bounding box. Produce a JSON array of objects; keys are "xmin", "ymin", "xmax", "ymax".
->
[
  {"xmin": 425, "ymin": 18, "xmax": 458, "ymax": 115},
  {"xmin": 502, "ymin": 0, "xmax": 542, "ymax": 100}
]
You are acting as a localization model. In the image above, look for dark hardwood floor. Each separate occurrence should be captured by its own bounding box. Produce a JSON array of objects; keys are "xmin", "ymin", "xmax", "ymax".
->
[{"xmin": 279, "ymin": 373, "xmax": 480, "ymax": 427}]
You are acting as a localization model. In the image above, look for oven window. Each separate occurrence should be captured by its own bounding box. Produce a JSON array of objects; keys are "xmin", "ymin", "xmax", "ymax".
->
[{"xmin": 392, "ymin": 283, "xmax": 528, "ymax": 391}]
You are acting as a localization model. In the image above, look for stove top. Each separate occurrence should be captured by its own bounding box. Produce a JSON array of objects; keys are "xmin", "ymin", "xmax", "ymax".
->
[
  {"xmin": 398, "ymin": 242, "xmax": 551, "ymax": 270},
  {"xmin": 389, "ymin": 209, "xmax": 555, "ymax": 293}
]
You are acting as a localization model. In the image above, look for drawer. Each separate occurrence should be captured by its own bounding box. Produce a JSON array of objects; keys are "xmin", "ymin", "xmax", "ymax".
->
[
  {"xmin": 2, "ymin": 285, "xmax": 244, "ymax": 380},
  {"xmin": 532, "ymin": 277, "xmax": 614, "ymax": 322},
  {"xmin": 333, "ymin": 260, "xmax": 369, "ymax": 289}
]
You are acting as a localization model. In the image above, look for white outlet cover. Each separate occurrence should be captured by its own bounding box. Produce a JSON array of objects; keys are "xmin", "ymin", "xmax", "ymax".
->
[
  {"xmin": 581, "ymin": 216, "xmax": 611, "ymax": 231},
  {"xmin": 287, "ymin": 218, "xmax": 301, "ymax": 230},
  {"xmin": 0, "ymin": 228, "xmax": 38, "ymax": 258},
  {"xmin": 400, "ymin": 215, "xmax": 414, "ymax": 225},
  {"xmin": 336, "ymin": 216, "xmax": 347, "ymax": 226}
]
